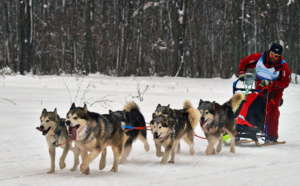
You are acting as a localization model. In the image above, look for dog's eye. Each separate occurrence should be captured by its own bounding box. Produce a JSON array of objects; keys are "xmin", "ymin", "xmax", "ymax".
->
[
  {"xmin": 159, "ymin": 126, "xmax": 162, "ymax": 129},
  {"xmin": 46, "ymin": 120, "xmax": 50, "ymax": 122},
  {"xmin": 74, "ymin": 117, "xmax": 78, "ymax": 120},
  {"xmin": 205, "ymin": 111, "xmax": 209, "ymax": 115}
]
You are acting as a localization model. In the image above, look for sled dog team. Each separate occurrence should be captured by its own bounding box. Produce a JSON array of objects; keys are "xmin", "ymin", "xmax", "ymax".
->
[{"xmin": 37, "ymin": 93, "xmax": 244, "ymax": 174}]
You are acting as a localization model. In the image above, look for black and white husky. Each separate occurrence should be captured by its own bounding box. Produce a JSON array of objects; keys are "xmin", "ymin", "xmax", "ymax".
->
[
  {"xmin": 198, "ymin": 93, "xmax": 244, "ymax": 155},
  {"xmin": 150, "ymin": 100, "xmax": 200, "ymax": 164}
]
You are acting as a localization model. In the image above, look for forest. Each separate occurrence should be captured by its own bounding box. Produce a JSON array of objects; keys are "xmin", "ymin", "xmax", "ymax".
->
[{"xmin": 0, "ymin": 0, "xmax": 299, "ymax": 78}]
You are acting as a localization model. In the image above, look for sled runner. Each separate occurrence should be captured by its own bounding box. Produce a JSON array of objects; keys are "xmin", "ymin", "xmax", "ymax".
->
[{"xmin": 230, "ymin": 73, "xmax": 286, "ymax": 146}]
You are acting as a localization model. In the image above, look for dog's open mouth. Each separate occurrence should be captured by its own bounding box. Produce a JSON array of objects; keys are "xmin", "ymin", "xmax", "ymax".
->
[
  {"xmin": 36, "ymin": 126, "xmax": 51, "ymax": 135},
  {"xmin": 200, "ymin": 121, "xmax": 205, "ymax": 127},
  {"xmin": 153, "ymin": 132, "xmax": 162, "ymax": 139},
  {"xmin": 200, "ymin": 118, "xmax": 211, "ymax": 127},
  {"xmin": 68, "ymin": 125, "xmax": 80, "ymax": 141}
]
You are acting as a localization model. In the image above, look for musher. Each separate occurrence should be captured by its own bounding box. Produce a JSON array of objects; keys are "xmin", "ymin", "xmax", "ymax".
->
[{"xmin": 238, "ymin": 43, "xmax": 291, "ymax": 142}]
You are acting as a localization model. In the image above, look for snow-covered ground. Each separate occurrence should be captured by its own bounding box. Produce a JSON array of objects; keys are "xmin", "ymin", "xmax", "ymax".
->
[{"xmin": 0, "ymin": 74, "xmax": 299, "ymax": 186}]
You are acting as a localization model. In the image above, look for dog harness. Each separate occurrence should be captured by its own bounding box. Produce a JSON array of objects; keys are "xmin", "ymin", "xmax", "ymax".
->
[
  {"xmin": 52, "ymin": 130, "xmax": 69, "ymax": 147},
  {"xmin": 158, "ymin": 125, "xmax": 175, "ymax": 143}
]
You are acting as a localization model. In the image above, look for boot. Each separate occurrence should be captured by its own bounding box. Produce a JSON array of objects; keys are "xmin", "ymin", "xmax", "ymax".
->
[{"xmin": 269, "ymin": 136, "xmax": 277, "ymax": 143}]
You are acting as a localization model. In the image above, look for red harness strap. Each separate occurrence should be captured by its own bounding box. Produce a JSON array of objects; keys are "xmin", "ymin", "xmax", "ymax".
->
[{"xmin": 194, "ymin": 132, "xmax": 206, "ymax": 139}]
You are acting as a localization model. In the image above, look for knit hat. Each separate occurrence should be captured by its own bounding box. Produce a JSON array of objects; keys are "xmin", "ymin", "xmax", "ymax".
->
[{"xmin": 270, "ymin": 43, "xmax": 283, "ymax": 55}]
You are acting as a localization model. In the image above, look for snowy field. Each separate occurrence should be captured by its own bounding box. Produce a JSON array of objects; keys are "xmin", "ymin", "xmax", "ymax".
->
[{"xmin": 0, "ymin": 74, "xmax": 299, "ymax": 186}]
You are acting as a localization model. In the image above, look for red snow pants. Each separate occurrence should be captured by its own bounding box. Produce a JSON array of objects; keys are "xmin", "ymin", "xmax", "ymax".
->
[{"xmin": 266, "ymin": 91, "xmax": 282, "ymax": 139}]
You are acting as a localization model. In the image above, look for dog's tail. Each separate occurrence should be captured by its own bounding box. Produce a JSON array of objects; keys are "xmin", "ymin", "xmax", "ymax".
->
[
  {"xmin": 224, "ymin": 92, "xmax": 244, "ymax": 112},
  {"xmin": 183, "ymin": 100, "xmax": 200, "ymax": 130},
  {"xmin": 123, "ymin": 101, "xmax": 140, "ymax": 112},
  {"xmin": 183, "ymin": 100, "xmax": 193, "ymax": 109}
]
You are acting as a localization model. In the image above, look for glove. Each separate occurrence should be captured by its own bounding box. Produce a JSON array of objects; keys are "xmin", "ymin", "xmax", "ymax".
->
[
  {"xmin": 238, "ymin": 74, "xmax": 246, "ymax": 81},
  {"xmin": 259, "ymin": 80, "xmax": 270, "ymax": 87}
]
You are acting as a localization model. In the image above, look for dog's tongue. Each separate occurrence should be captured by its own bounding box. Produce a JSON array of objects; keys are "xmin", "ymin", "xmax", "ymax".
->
[
  {"xmin": 71, "ymin": 127, "xmax": 77, "ymax": 141},
  {"xmin": 200, "ymin": 121, "xmax": 205, "ymax": 127}
]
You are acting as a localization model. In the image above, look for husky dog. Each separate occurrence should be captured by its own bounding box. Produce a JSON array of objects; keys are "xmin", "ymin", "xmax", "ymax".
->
[
  {"xmin": 66, "ymin": 103, "xmax": 123, "ymax": 175},
  {"xmin": 150, "ymin": 100, "xmax": 200, "ymax": 164},
  {"xmin": 109, "ymin": 101, "xmax": 150, "ymax": 164},
  {"xmin": 37, "ymin": 108, "xmax": 80, "ymax": 173},
  {"xmin": 198, "ymin": 93, "xmax": 244, "ymax": 155}
]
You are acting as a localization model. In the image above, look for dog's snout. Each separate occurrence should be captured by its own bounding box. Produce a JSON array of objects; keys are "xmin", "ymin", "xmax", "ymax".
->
[
  {"xmin": 40, "ymin": 125, "xmax": 44, "ymax": 130},
  {"xmin": 66, "ymin": 120, "xmax": 71, "ymax": 126},
  {"xmin": 201, "ymin": 117, "xmax": 205, "ymax": 121}
]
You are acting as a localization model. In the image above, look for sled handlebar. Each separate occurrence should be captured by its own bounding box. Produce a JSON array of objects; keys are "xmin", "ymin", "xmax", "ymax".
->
[
  {"xmin": 233, "ymin": 79, "xmax": 258, "ymax": 94},
  {"xmin": 233, "ymin": 73, "xmax": 259, "ymax": 94}
]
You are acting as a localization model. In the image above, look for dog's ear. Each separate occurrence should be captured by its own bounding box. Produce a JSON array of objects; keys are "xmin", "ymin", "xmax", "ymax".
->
[
  {"xmin": 71, "ymin": 103, "xmax": 76, "ymax": 109},
  {"xmin": 212, "ymin": 101, "xmax": 216, "ymax": 110},
  {"xmin": 199, "ymin": 99, "xmax": 204, "ymax": 106},
  {"xmin": 83, "ymin": 104, "xmax": 88, "ymax": 113},
  {"xmin": 42, "ymin": 108, "xmax": 47, "ymax": 114},
  {"xmin": 53, "ymin": 108, "xmax": 57, "ymax": 116},
  {"xmin": 122, "ymin": 110, "xmax": 127, "ymax": 120},
  {"xmin": 156, "ymin": 104, "xmax": 161, "ymax": 108},
  {"xmin": 152, "ymin": 113, "xmax": 156, "ymax": 119},
  {"xmin": 109, "ymin": 110, "xmax": 113, "ymax": 114},
  {"xmin": 167, "ymin": 104, "xmax": 170, "ymax": 108}
]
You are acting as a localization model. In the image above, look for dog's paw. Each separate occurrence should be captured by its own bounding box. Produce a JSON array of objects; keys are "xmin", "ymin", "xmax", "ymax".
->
[
  {"xmin": 212, "ymin": 148, "xmax": 216, "ymax": 154},
  {"xmin": 168, "ymin": 160, "xmax": 175, "ymax": 163},
  {"xmin": 230, "ymin": 147, "xmax": 235, "ymax": 153},
  {"xmin": 159, "ymin": 160, "xmax": 167, "ymax": 164},
  {"xmin": 189, "ymin": 147, "xmax": 195, "ymax": 156},
  {"xmin": 99, "ymin": 162, "xmax": 106, "ymax": 170},
  {"xmin": 70, "ymin": 167, "xmax": 77, "ymax": 172},
  {"xmin": 81, "ymin": 167, "xmax": 90, "ymax": 175},
  {"xmin": 59, "ymin": 161, "xmax": 66, "ymax": 169},
  {"xmin": 156, "ymin": 152, "xmax": 164, "ymax": 157},
  {"xmin": 47, "ymin": 169, "xmax": 55, "ymax": 174},
  {"xmin": 110, "ymin": 167, "xmax": 118, "ymax": 172},
  {"xmin": 119, "ymin": 158, "xmax": 126, "ymax": 164},
  {"xmin": 80, "ymin": 163, "xmax": 88, "ymax": 172},
  {"xmin": 205, "ymin": 148, "xmax": 216, "ymax": 155},
  {"xmin": 144, "ymin": 143, "xmax": 150, "ymax": 152}
]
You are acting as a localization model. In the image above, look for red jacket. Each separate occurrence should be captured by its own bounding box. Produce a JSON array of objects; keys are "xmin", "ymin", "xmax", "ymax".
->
[{"xmin": 239, "ymin": 51, "xmax": 291, "ymax": 93}]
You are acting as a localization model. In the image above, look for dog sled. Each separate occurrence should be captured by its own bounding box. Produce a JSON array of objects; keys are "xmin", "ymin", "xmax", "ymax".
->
[{"xmin": 230, "ymin": 73, "xmax": 286, "ymax": 146}]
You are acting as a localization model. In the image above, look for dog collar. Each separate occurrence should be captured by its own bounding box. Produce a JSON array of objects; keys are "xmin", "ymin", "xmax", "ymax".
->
[{"xmin": 159, "ymin": 133, "xmax": 170, "ymax": 143}]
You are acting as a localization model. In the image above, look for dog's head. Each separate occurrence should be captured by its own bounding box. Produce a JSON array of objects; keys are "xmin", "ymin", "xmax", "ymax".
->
[
  {"xmin": 198, "ymin": 100, "xmax": 215, "ymax": 128},
  {"xmin": 150, "ymin": 115, "xmax": 174, "ymax": 140},
  {"xmin": 65, "ymin": 103, "xmax": 88, "ymax": 141},
  {"xmin": 153, "ymin": 104, "xmax": 173, "ymax": 119},
  {"xmin": 39, "ymin": 108, "xmax": 59, "ymax": 136},
  {"xmin": 109, "ymin": 110, "xmax": 127, "ymax": 131},
  {"xmin": 109, "ymin": 110, "xmax": 125, "ymax": 121}
]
